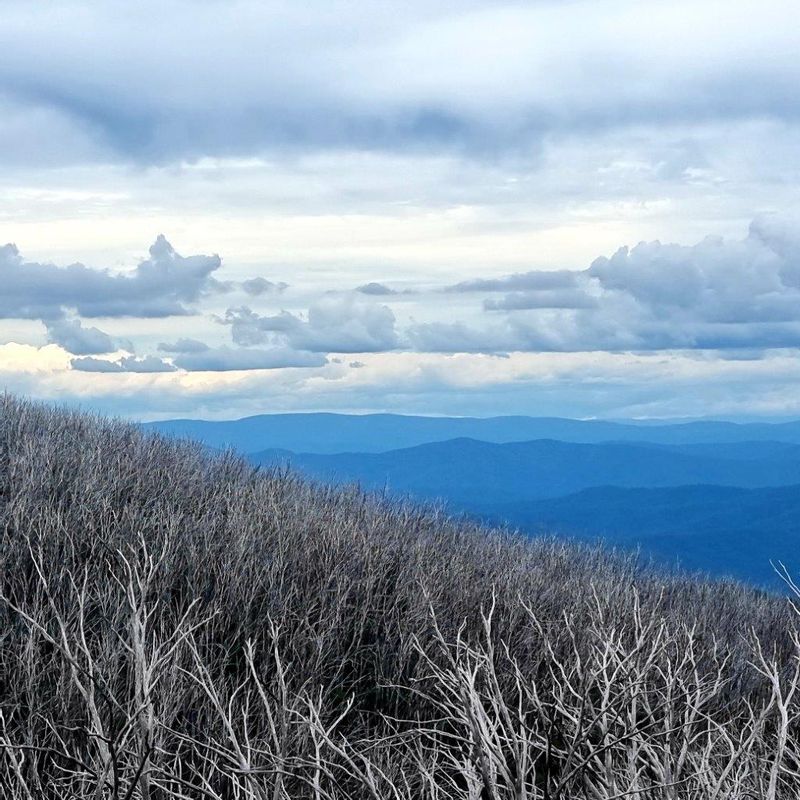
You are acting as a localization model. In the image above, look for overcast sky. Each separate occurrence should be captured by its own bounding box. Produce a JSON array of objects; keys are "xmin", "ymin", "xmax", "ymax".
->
[{"xmin": 2, "ymin": 0, "xmax": 800, "ymax": 420}]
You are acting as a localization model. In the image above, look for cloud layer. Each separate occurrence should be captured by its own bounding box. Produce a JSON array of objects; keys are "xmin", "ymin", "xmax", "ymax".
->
[
  {"xmin": 1, "ymin": 1, "xmax": 798, "ymax": 166},
  {"xmin": 5, "ymin": 218, "xmax": 800, "ymax": 389},
  {"xmin": 1, "ymin": 1, "xmax": 799, "ymax": 419}
]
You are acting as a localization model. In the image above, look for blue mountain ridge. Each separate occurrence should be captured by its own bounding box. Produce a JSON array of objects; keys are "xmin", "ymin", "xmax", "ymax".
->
[
  {"xmin": 251, "ymin": 437, "xmax": 800, "ymax": 503},
  {"xmin": 476, "ymin": 484, "xmax": 800, "ymax": 589},
  {"xmin": 143, "ymin": 413, "xmax": 800, "ymax": 454}
]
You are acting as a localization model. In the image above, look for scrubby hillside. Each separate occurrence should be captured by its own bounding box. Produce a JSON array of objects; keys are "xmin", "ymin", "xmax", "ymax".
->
[{"xmin": 1, "ymin": 396, "xmax": 799, "ymax": 798}]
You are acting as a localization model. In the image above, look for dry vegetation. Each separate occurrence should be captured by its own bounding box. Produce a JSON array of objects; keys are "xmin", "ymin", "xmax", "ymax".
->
[{"xmin": 1, "ymin": 395, "xmax": 800, "ymax": 798}]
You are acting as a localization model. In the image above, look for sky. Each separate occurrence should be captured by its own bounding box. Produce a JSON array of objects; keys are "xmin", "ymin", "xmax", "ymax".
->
[{"xmin": 2, "ymin": 0, "xmax": 800, "ymax": 420}]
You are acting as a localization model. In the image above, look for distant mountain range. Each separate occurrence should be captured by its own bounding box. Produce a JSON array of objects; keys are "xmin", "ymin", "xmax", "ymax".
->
[
  {"xmin": 144, "ymin": 412, "xmax": 800, "ymax": 454},
  {"xmin": 144, "ymin": 412, "xmax": 800, "ymax": 588},
  {"xmin": 480, "ymin": 484, "xmax": 800, "ymax": 588},
  {"xmin": 252, "ymin": 438, "xmax": 800, "ymax": 503}
]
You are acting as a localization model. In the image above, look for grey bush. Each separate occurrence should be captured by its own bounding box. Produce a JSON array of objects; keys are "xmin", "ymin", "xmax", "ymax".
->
[{"xmin": 0, "ymin": 394, "xmax": 798, "ymax": 798}]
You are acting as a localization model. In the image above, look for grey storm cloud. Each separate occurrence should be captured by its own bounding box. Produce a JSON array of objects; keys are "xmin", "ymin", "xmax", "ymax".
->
[
  {"xmin": 43, "ymin": 317, "xmax": 123, "ymax": 355},
  {"xmin": 412, "ymin": 215, "xmax": 800, "ymax": 353},
  {"xmin": 1, "ymin": 1, "xmax": 798, "ymax": 166},
  {"xmin": 0, "ymin": 236, "xmax": 222, "ymax": 319},
  {"xmin": 71, "ymin": 355, "xmax": 177, "ymax": 373},
  {"xmin": 221, "ymin": 296, "xmax": 399, "ymax": 353},
  {"xmin": 172, "ymin": 346, "xmax": 327, "ymax": 372}
]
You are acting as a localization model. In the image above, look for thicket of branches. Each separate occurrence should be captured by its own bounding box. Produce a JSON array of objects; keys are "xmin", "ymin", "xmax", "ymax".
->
[{"xmin": 1, "ymin": 394, "xmax": 800, "ymax": 798}]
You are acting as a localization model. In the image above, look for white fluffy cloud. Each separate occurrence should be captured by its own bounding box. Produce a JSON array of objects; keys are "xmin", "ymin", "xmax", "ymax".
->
[
  {"xmin": 43, "ymin": 317, "xmax": 121, "ymax": 355},
  {"xmin": 4, "ymin": 216, "xmax": 800, "ymax": 398},
  {"xmin": 411, "ymin": 215, "xmax": 800, "ymax": 353},
  {"xmin": 172, "ymin": 347, "xmax": 327, "ymax": 372},
  {"xmin": 222, "ymin": 296, "xmax": 399, "ymax": 353},
  {"xmin": 71, "ymin": 355, "xmax": 177, "ymax": 373},
  {"xmin": 0, "ymin": 236, "xmax": 222, "ymax": 319}
]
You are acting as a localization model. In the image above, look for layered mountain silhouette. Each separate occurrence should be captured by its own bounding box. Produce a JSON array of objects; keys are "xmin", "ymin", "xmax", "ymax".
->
[
  {"xmin": 145, "ymin": 413, "xmax": 800, "ymax": 454},
  {"xmin": 252, "ymin": 438, "xmax": 800, "ymax": 503}
]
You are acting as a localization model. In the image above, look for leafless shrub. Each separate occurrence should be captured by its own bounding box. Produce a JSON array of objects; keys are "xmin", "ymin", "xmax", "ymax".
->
[{"xmin": 0, "ymin": 394, "xmax": 798, "ymax": 797}]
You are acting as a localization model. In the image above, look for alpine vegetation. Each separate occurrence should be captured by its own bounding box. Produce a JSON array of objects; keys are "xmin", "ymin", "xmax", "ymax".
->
[{"xmin": 2, "ymin": 396, "xmax": 800, "ymax": 798}]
